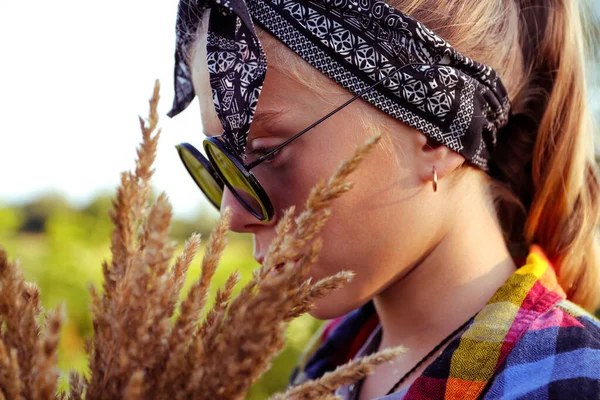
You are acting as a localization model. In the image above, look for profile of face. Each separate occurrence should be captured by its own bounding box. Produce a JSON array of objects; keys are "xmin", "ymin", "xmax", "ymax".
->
[{"xmin": 190, "ymin": 26, "xmax": 466, "ymax": 320}]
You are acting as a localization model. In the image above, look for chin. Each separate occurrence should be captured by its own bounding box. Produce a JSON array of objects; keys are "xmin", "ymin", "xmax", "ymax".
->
[
  {"xmin": 308, "ymin": 305, "xmax": 341, "ymax": 320},
  {"xmin": 307, "ymin": 290, "xmax": 364, "ymax": 320}
]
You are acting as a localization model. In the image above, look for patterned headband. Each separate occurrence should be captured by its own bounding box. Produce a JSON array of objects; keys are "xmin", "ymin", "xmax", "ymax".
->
[{"xmin": 168, "ymin": 0, "xmax": 511, "ymax": 171}]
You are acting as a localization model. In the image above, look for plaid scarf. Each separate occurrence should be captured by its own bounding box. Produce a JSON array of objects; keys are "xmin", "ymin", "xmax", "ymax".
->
[{"xmin": 289, "ymin": 244, "xmax": 600, "ymax": 399}]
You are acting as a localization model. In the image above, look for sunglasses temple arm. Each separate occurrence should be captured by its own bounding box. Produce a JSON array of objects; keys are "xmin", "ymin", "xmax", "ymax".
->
[{"xmin": 245, "ymin": 62, "xmax": 426, "ymax": 171}]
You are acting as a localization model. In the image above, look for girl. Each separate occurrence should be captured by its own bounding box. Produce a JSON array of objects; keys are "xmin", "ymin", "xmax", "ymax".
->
[{"xmin": 168, "ymin": 0, "xmax": 600, "ymax": 397}]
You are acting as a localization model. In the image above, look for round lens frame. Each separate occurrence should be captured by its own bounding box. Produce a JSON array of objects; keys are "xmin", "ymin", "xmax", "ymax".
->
[
  {"xmin": 176, "ymin": 143, "xmax": 224, "ymax": 210},
  {"xmin": 203, "ymin": 137, "xmax": 274, "ymax": 222}
]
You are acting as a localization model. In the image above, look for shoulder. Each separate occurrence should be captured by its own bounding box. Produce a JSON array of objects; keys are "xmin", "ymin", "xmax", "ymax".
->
[{"xmin": 484, "ymin": 300, "xmax": 600, "ymax": 399}]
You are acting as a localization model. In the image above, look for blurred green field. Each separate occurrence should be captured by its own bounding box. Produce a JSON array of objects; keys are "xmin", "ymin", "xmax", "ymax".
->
[{"xmin": 0, "ymin": 194, "xmax": 324, "ymax": 398}]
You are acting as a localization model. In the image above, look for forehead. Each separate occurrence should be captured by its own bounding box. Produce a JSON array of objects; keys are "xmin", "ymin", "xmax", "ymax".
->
[
  {"xmin": 189, "ymin": 14, "xmax": 222, "ymax": 136},
  {"xmin": 190, "ymin": 50, "xmax": 294, "ymax": 137}
]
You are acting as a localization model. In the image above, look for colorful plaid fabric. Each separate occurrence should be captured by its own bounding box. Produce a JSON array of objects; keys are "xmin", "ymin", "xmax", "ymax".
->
[{"xmin": 288, "ymin": 244, "xmax": 600, "ymax": 399}]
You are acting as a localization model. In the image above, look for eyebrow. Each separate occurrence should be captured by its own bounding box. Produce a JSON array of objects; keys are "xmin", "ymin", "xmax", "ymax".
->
[
  {"xmin": 204, "ymin": 108, "xmax": 291, "ymax": 138},
  {"xmin": 251, "ymin": 108, "xmax": 290, "ymax": 132}
]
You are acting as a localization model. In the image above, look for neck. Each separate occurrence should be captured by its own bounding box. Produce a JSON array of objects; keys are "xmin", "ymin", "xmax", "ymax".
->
[{"xmin": 373, "ymin": 198, "xmax": 517, "ymax": 353}]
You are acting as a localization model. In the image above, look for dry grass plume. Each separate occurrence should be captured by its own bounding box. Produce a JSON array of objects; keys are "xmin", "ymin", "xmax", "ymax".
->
[{"xmin": 0, "ymin": 80, "xmax": 403, "ymax": 399}]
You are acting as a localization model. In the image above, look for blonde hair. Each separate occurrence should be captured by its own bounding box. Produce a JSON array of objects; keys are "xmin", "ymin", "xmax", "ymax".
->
[{"xmin": 254, "ymin": 0, "xmax": 600, "ymax": 311}]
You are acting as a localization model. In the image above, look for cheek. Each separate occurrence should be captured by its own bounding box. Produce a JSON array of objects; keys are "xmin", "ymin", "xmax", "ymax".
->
[
  {"xmin": 250, "ymin": 125, "xmax": 426, "ymax": 319},
  {"xmin": 300, "ymin": 147, "xmax": 427, "ymax": 319},
  {"xmin": 252, "ymin": 140, "xmax": 336, "ymax": 215}
]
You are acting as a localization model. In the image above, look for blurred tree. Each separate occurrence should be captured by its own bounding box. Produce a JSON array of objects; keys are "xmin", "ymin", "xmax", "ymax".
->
[
  {"xmin": 582, "ymin": 0, "xmax": 599, "ymax": 149},
  {"xmin": 19, "ymin": 193, "xmax": 71, "ymax": 233},
  {"xmin": 582, "ymin": 0, "xmax": 600, "ymax": 57}
]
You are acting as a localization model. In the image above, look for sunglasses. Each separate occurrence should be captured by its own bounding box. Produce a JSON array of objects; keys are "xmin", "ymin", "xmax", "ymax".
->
[{"xmin": 176, "ymin": 62, "xmax": 428, "ymax": 222}]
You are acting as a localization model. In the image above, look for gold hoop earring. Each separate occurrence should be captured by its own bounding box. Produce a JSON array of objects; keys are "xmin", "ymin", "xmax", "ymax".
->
[{"xmin": 432, "ymin": 166, "xmax": 438, "ymax": 192}]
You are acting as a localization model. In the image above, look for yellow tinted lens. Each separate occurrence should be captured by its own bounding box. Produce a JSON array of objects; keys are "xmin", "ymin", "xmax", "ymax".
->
[
  {"xmin": 206, "ymin": 142, "xmax": 266, "ymax": 219},
  {"xmin": 179, "ymin": 146, "xmax": 223, "ymax": 207}
]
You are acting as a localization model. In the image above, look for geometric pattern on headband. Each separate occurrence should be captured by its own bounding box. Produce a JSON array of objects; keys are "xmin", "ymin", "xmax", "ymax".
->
[
  {"xmin": 168, "ymin": 0, "xmax": 267, "ymax": 155},
  {"xmin": 168, "ymin": 0, "xmax": 511, "ymax": 171},
  {"xmin": 247, "ymin": 0, "xmax": 511, "ymax": 170}
]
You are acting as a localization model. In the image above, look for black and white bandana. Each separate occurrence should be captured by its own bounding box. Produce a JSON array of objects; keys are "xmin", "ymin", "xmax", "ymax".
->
[{"xmin": 168, "ymin": 0, "xmax": 511, "ymax": 171}]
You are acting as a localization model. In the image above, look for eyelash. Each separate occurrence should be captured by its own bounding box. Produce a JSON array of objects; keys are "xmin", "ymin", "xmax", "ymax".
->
[
  {"xmin": 250, "ymin": 147, "xmax": 278, "ymax": 162},
  {"xmin": 251, "ymin": 147, "xmax": 272, "ymax": 155}
]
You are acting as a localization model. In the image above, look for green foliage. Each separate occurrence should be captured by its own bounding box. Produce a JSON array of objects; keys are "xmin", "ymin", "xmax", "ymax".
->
[
  {"xmin": 0, "ymin": 193, "xmax": 322, "ymax": 396},
  {"xmin": 0, "ymin": 204, "xmax": 23, "ymax": 237}
]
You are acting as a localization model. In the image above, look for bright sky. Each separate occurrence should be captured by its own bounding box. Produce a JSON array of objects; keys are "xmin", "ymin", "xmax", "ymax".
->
[
  {"xmin": 0, "ymin": 0, "xmax": 213, "ymax": 218},
  {"xmin": 1, "ymin": 1, "xmax": 599, "ymax": 219}
]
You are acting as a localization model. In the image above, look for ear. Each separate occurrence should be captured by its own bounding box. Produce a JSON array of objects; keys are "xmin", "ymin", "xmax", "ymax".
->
[{"xmin": 413, "ymin": 132, "xmax": 465, "ymax": 188}]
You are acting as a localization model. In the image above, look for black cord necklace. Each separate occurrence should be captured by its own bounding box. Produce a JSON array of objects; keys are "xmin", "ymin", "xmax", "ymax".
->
[{"xmin": 383, "ymin": 313, "xmax": 478, "ymax": 396}]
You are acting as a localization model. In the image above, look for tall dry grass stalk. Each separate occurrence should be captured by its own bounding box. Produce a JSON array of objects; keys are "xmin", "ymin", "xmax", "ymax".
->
[
  {"xmin": 0, "ymin": 80, "xmax": 403, "ymax": 399},
  {"xmin": 270, "ymin": 348, "xmax": 404, "ymax": 400}
]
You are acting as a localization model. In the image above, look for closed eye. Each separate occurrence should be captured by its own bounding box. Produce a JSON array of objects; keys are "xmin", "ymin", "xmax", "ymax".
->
[{"xmin": 249, "ymin": 147, "xmax": 278, "ymax": 161}]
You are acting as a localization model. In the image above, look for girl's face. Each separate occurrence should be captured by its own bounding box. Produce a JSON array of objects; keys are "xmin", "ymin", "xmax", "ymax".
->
[{"xmin": 190, "ymin": 31, "xmax": 462, "ymax": 319}]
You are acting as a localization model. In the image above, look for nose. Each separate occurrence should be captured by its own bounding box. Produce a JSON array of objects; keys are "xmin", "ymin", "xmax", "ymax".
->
[{"xmin": 220, "ymin": 186, "xmax": 270, "ymax": 233}]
